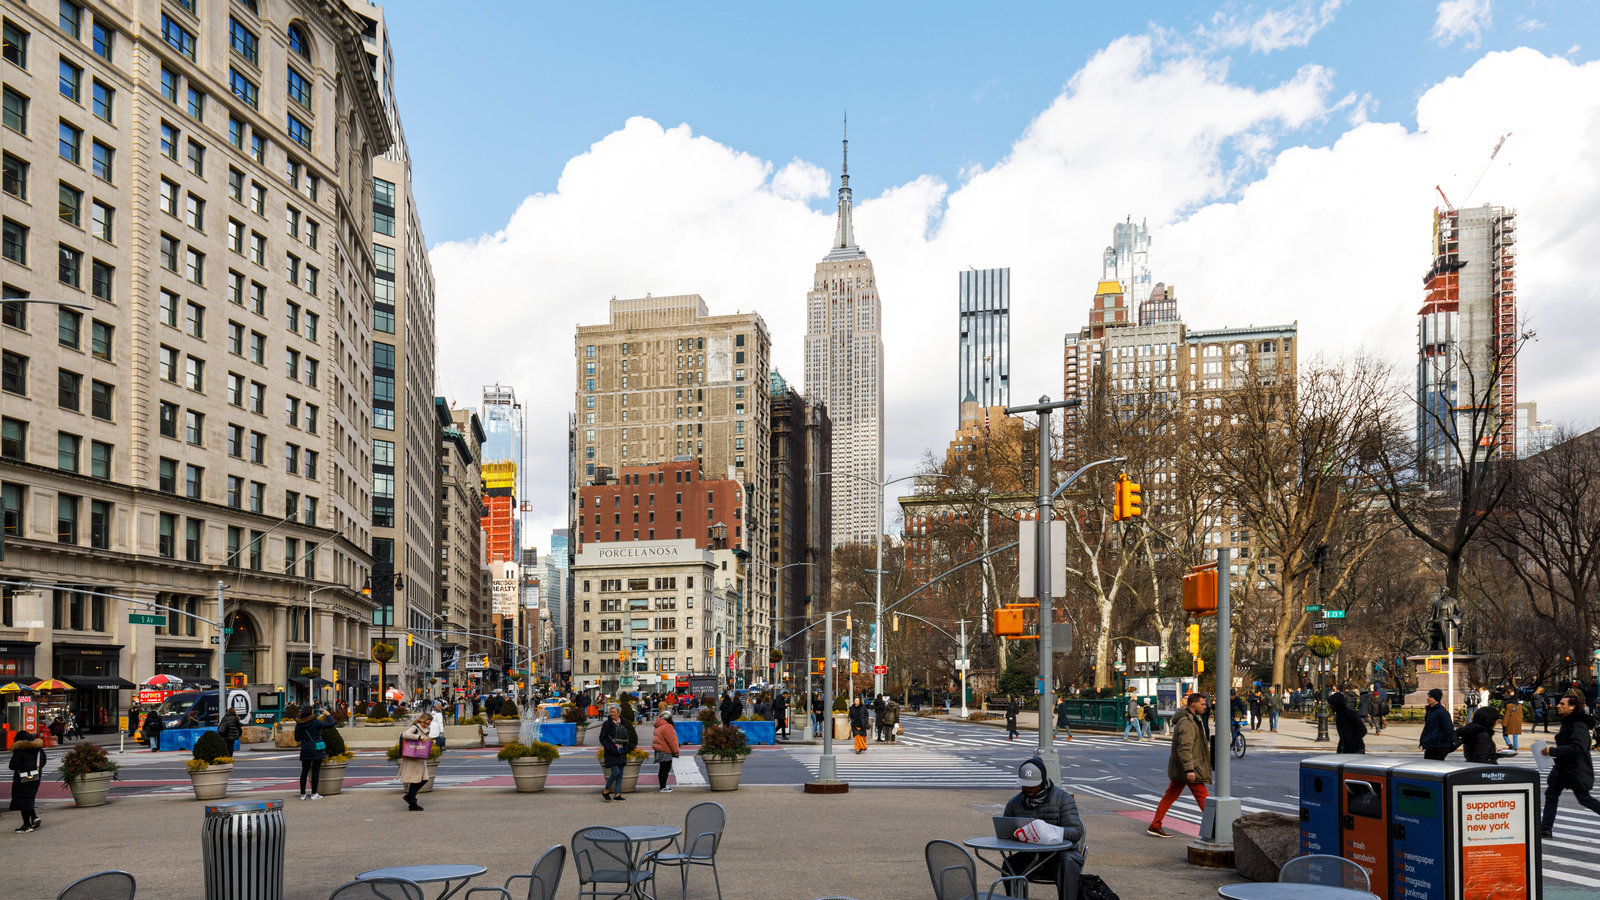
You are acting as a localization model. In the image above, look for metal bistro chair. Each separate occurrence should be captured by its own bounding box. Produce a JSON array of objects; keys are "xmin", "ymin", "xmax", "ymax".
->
[
  {"xmin": 574, "ymin": 826, "xmax": 657, "ymax": 900},
  {"xmin": 327, "ymin": 878, "xmax": 426, "ymax": 900},
  {"xmin": 466, "ymin": 845, "xmax": 567, "ymax": 900},
  {"xmin": 1279, "ymin": 854, "xmax": 1372, "ymax": 892},
  {"xmin": 645, "ymin": 801, "xmax": 726, "ymax": 900},
  {"xmin": 925, "ymin": 840, "xmax": 1029, "ymax": 900},
  {"xmin": 57, "ymin": 871, "xmax": 136, "ymax": 900}
]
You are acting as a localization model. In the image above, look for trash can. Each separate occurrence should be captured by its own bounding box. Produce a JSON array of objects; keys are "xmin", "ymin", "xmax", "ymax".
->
[{"xmin": 202, "ymin": 798, "xmax": 285, "ymax": 900}]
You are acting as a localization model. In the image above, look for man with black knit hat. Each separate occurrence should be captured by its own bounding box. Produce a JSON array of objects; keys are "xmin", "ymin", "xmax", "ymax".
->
[
  {"xmin": 1000, "ymin": 756, "xmax": 1085, "ymax": 900},
  {"xmin": 1419, "ymin": 688, "xmax": 1457, "ymax": 761}
]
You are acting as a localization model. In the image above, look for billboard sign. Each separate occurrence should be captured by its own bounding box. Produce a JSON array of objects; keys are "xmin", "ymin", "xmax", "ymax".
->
[{"xmin": 491, "ymin": 561, "xmax": 520, "ymax": 616}]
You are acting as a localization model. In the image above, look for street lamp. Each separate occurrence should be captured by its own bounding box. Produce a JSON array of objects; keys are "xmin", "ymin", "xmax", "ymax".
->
[
  {"xmin": 819, "ymin": 471, "xmax": 951, "ymax": 697},
  {"xmin": 362, "ymin": 572, "xmax": 404, "ymax": 696}
]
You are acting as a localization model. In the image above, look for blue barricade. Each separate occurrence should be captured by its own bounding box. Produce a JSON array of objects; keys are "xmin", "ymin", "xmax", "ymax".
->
[
  {"xmin": 732, "ymin": 720, "xmax": 775, "ymax": 745},
  {"xmin": 159, "ymin": 729, "xmax": 239, "ymax": 753},
  {"xmin": 673, "ymin": 721, "xmax": 703, "ymax": 746},
  {"xmin": 536, "ymin": 722, "xmax": 577, "ymax": 746}
]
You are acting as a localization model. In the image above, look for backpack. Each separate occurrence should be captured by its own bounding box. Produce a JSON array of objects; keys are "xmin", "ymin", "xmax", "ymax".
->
[{"xmin": 1079, "ymin": 873, "xmax": 1121, "ymax": 900}]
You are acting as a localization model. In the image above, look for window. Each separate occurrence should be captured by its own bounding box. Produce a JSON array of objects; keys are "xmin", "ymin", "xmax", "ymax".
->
[
  {"xmin": 59, "ymin": 182, "xmax": 82, "ymax": 225},
  {"xmin": 286, "ymin": 253, "xmax": 299, "ymax": 284},
  {"xmin": 250, "ymin": 232, "xmax": 265, "ymax": 264},
  {"xmin": 2, "ymin": 483, "xmax": 23, "ymax": 539},
  {"xmin": 91, "ymin": 201, "xmax": 112, "ymax": 240},
  {"xmin": 185, "ymin": 193, "xmax": 204, "ymax": 230},
  {"xmin": 158, "ymin": 402, "xmax": 177, "ymax": 438},
  {"xmin": 58, "ymin": 243, "xmax": 82, "ymax": 287},
  {"xmin": 58, "ymin": 368, "xmax": 81, "ymax": 409},
  {"xmin": 89, "ymin": 439, "xmax": 109, "ymax": 476},
  {"xmin": 184, "ymin": 409, "xmax": 203, "ymax": 444},
  {"xmin": 285, "ymin": 347, "xmax": 299, "ymax": 379},
  {"xmin": 227, "ymin": 271, "xmax": 244, "ymax": 305},
  {"xmin": 57, "ymin": 431, "xmax": 80, "ymax": 471},
  {"xmin": 2, "ymin": 219, "xmax": 26, "ymax": 265},
  {"xmin": 185, "ymin": 247, "xmax": 204, "ymax": 284},
  {"xmin": 59, "ymin": 58, "xmax": 81, "ymax": 101},
  {"xmin": 3, "ymin": 19, "xmax": 28, "ymax": 68},
  {"xmin": 304, "ymin": 312, "xmax": 318, "ymax": 341},
  {"xmin": 161, "ymin": 15, "xmax": 195, "ymax": 60},
  {"xmin": 227, "ymin": 321, "xmax": 244, "ymax": 355},
  {"xmin": 160, "ymin": 178, "xmax": 178, "ymax": 215},
  {"xmin": 91, "ymin": 81, "xmax": 112, "ymax": 121},
  {"xmin": 226, "ymin": 372, "xmax": 243, "ymax": 404},
  {"xmin": 185, "ymin": 301, "xmax": 204, "ymax": 337},
  {"xmin": 59, "ymin": 120, "xmax": 82, "ymax": 163},
  {"xmin": 2, "ymin": 87, "xmax": 27, "ymax": 134},
  {"xmin": 2, "ymin": 153, "xmax": 25, "ymax": 199},
  {"xmin": 184, "ymin": 355, "xmax": 203, "ymax": 391},
  {"xmin": 92, "ymin": 139, "xmax": 112, "ymax": 181},
  {"xmin": 228, "ymin": 218, "xmax": 244, "ymax": 252},
  {"xmin": 287, "ymin": 24, "xmax": 309, "ymax": 59},
  {"xmin": 58, "ymin": 307, "xmax": 81, "ymax": 348},
  {"xmin": 304, "ymin": 265, "xmax": 317, "ymax": 296},
  {"xmin": 91, "ymin": 20, "xmax": 113, "ymax": 60},
  {"xmin": 186, "ymin": 140, "xmax": 203, "ymax": 176},
  {"xmin": 306, "ymin": 220, "xmax": 318, "ymax": 249},
  {"xmin": 249, "ymin": 333, "xmax": 265, "ymax": 365},
  {"xmin": 284, "ymin": 396, "xmax": 298, "ymax": 427},
  {"xmin": 89, "ymin": 499, "xmax": 110, "ymax": 549},
  {"xmin": 226, "ymin": 475, "xmax": 242, "ymax": 506},
  {"xmin": 57, "ymin": 494, "xmax": 78, "ymax": 544},
  {"xmin": 90, "ymin": 380, "xmax": 111, "ymax": 420},
  {"xmin": 158, "ymin": 345, "xmax": 177, "ymax": 381},
  {"xmin": 187, "ymin": 87, "xmax": 205, "ymax": 120},
  {"xmin": 286, "ymin": 115, "xmax": 311, "ymax": 151},
  {"xmin": 248, "ymin": 381, "xmax": 264, "ymax": 414},
  {"xmin": 185, "ymin": 463, "xmax": 202, "ymax": 498},
  {"xmin": 158, "ymin": 289, "xmax": 178, "ymax": 326},
  {"xmin": 251, "ymin": 182, "xmax": 266, "ymax": 215},
  {"xmin": 250, "ymin": 282, "xmax": 266, "ymax": 315},
  {"xmin": 250, "ymin": 134, "xmax": 265, "ymax": 164},
  {"xmin": 1, "ymin": 418, "xmax": 24, "ymax": 459},
  {"xmin": 230, "ymin": 69, "xmax": 258, "ymax": 108},
  {"xmin": 160, "ymin": 66, "xmax": 178, "ymax": 102},
  {"xmin": 304, "ymin": 450, "xmax": 316, "ymax": 478},
  {"xmin": 159, "ymin": 235, "xmax": 178, "ymax": 271},
  {"xmin": 90, "ymin": 261, "xmax": 112, "ymax": 301},
  {"xmin": 286, "ymin": 67, "xmax": 311, "ymax": 110},
  {"xmin": 90, "ymin": 320, "xmax": 111, "ymax": 359},
  {"xmin": 59, "ymin": 2, "xmax": 82, "ymax": 39},
  {"xmin": 304, "ymin": 358, "xmax": 318, "ymax": 387},
  {"xmin": 229, "ymin": 18, "xmax": 258, "ymax": 63},
  {"xmin": 249, "ymin": 433, "xmax": 265, "ymax": 464},
  {"xmin": 158, "ymin": 513, "xmax": 175, "ymax": 557},
  {"xmin": 229, "ymin": 117, "xmax": 245, "ymax": 150},
  {"xmin": 185, "ymin": 518, "xmax": 201, "ymax": 561},
  {"xmin": 229, "ymin": 167, "xmax": 244, "ymax": 200}
]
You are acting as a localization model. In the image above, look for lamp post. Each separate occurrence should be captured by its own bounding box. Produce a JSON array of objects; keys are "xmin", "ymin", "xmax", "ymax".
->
[{"xmin": 363, "ymin": 572, "xmax": 404, "ymax": 697}]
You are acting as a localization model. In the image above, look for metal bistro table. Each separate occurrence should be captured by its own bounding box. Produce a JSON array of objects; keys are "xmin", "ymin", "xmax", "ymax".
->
[
  {"xmin": 1217, "ymin": 884, "xmax": 1378, "ymax": 899},
  {"xmin": 963, "ymin": 835, "xmax": 1078, "ymax": 883},
  {"xmin": 356, "ymin": 864, "xmax": 488, "ymax": 900},
  {"xmin": 589, "ymin": 826, "xmax": 682, "ymax": 900}
]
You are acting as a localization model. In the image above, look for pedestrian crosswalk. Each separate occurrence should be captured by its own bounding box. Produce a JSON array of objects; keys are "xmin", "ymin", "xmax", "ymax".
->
[{"xmin": 784, "ymin": 743, "xmax": 1020, "ymax": 788}]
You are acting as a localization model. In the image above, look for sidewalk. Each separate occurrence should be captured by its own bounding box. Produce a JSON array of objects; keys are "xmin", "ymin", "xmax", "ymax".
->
[
  {"xmin": 964, "ymin": 708, "xmax": 1439, "ymax": 754},
  {"xmin": 1, "ymin": 783, "xmax": 1238, "ymax": 899}
]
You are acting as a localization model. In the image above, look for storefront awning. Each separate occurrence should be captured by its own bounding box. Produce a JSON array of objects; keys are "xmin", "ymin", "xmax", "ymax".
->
[
  {"xmin": 65, "ymin": 675, "xmax": 136, "ymax": 691},
  {"xmin": 187, "ymin": 678, "xmax": 219, "ymax": 689},
  {"xmin": 288, "ymin": 676, "xmax": 335, "ymax": 688}
]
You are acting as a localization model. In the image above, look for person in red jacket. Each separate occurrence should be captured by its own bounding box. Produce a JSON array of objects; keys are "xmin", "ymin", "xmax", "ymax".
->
[{"xmin": 652, "ymin": 710, "xmax": 681, "ymax": 792}]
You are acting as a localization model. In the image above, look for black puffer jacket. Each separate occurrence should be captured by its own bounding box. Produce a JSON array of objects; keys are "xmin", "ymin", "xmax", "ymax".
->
[
  {"xmin": 1002, "ymin": 775, "xmax": 1085, "ymax": 845},
  {"xmin": 1330, "ymin": 693, "xmax": 1367, "ymax": 754},
  {"xmin": 1456, "ymin": 707, "xmax": 1500, "ymax": 764},
  {"xmin": 1548, "ymin": 709, "xmax": 1596, "ymax": 792}
]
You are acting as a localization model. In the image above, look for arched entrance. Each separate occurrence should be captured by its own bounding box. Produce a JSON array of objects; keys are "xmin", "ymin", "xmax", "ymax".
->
[{"xmin": 224, "ymin": 610, "xmax": 262, "ymax": 684}]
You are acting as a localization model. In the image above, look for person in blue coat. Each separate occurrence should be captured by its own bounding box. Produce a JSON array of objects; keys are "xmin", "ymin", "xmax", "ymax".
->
[
  {"xmin": 294, "ymin": 706, "xmax": 332, "ymax": 800},
  {"xmin": 1419, "ymin": 689, "xmax": 1456, "ymax": 760}
]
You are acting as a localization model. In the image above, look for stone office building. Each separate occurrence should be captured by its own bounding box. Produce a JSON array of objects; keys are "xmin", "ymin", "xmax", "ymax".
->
[{"xmin": 570, "ymin": 538, "xmax": 715, "ymax": 695}]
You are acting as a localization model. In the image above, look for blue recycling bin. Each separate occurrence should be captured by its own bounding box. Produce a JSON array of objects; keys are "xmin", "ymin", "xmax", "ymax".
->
[
  {"xmin": 1388, "ymin": 760, "xmax": 1542, "ymax": 900},
  {"xmin": 1298, "ymin": 756, "xmax": 1348, "ymax": 856}
]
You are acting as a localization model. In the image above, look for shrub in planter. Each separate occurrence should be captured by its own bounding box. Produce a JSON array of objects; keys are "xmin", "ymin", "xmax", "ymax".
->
[
  {"xmin": 833, "ymin": 696, "xmax": 848, "ymax": 712},
  {"xmin": 498, "ymin": 741, "xmax": 560, "ymax": 763},
  {"xmin": 58, "ymin": 741, "xmax": 120, "ymax": 807},
  {"xmin": 457, "ymin": 714, "xmax": 486, "ymax": 726},
  {"xmin": 322, "ymin": 725, "xmax": 352, "ymax": 764},
  {"xmin": 282, "ymin": 703, "xmax": 301, "ymax": 723},
  {"xmin": 561, "ymin": 705, "xmax": 588, "ymax": 726},
  {"xmin": 697, "ymin": 725, "xmax": 751, "ymax": 761},
  {"xmin": 697, "ymin": 706, "xmax": 717, "ymax": 726},
  {"xmin": 192, "ymin": 730, "xmax": 231, "ymax": 765},
  {"xmin": 493, "ymin": 699, "xmax": 520, "ymax": 721},
  {"xmin": 592, "ymin": 747, "xmax": 651, "ymax": 764}
]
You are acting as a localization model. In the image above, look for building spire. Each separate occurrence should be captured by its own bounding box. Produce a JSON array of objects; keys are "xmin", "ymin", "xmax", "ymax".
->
[{"xmin": 833, "ymin": 114, "xmax": 855, "ymax": 250}]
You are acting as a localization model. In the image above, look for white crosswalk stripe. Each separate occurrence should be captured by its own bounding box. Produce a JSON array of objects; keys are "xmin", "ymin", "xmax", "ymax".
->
[{"xmin": 784, "ymin": 744, "xmax": 1018, "ymax": 787}]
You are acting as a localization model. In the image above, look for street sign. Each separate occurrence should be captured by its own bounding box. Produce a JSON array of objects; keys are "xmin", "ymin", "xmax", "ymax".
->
[
  {"xmin": 1312, "ymin": 622, "xmax": 1328, "ymax": 631},
  {"xmin": 1323, "ymin": 610, "xmax": 1346, "ymax": 619},
  {"xmin": 209, "ymin": 636, "xmax": 221, "ymax": 644},
  {"xmin": 129, "ymin": 613, "xmax": 163, "ymax": 625},
  {"xmin": 223, "ymin": 628, "xmax": 234, "ymax": 635},
  {"xmin": 872, "ymin": 665, "xmax": 887, "ymax": 675},
  {"xmin": 1303, "ymin": 604, "xmax": 1322, "ymax": 612}
]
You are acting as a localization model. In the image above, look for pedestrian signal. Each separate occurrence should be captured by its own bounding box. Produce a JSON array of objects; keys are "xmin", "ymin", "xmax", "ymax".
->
[
  {"xmin": 1182, "ymin": 564, "xmax": 1218, "ymax": 616},
  {"xmin": 994, "ymin": 607, "xmax": 1025, "ymax": 637},
  {"xmin": 813, "ymin": 657, "xmax": 825, "ymax": 674}
]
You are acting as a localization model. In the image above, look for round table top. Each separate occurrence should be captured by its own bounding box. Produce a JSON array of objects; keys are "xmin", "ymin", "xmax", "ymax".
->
[
  {"xmin": 1217, "ymin": 883, "xmax": 1376, "ymax": 899},
  {"xmin": 963, "ymin": 835, "xmax": 1077, "ymax": 853},
  {"xmin": 606, "ymin": 825, "xmax": 682, "ymax": 843},
  {"xmin": 358, "ymin": 864, "xmax": 488, "ymax": 883}
]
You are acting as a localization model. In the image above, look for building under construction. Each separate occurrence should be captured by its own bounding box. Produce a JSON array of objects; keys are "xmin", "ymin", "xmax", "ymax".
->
[{"xmin": 1417, "ymin": 203, "xmax": 1518, "ymax": 485}]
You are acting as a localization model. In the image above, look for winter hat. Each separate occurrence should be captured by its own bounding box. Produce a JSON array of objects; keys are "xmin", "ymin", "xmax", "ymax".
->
[
  {"xmin": 1017, "ymin": 757, "xmax": 1046, "ymax": 788},
  {"xmin": 1428, "ymin": 688, "xmax": 1443, "ymax": 702}
]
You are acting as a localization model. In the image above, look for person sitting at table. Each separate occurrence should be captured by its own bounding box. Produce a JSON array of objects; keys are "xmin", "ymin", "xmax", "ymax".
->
[{"xmin": 1001, "ymin": 756, "xmax": 1086, "ymax": 900}]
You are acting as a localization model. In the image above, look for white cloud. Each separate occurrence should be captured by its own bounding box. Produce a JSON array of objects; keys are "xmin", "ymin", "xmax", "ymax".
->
[
  {"xmin": 433, "ymin": 41, "xmax": 1600, "ymax": 543},
  {"xmin": 1434, "ymin": 0, "xmax": 1493, "ymax": 48},
  {"xmin": 1205, "ymin": 1, "xmax": 1344, "ymax": 53},
  {"xmin": 1515, "ymin": 17, "xmax": 1543, "ymax": 33}
]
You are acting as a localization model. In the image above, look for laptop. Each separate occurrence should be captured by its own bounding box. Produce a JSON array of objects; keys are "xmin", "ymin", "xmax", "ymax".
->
[{"xmin": 992, "ymin": 816, "xmax": 1035, "ymax": 840}]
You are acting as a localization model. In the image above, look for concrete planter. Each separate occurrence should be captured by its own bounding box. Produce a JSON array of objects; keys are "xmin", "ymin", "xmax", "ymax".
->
[
  {"xmin": 189, "ymin": 763, "xmax": 233, "ymax": 801},
  {"xmin": 66, "ymin": 770, "xmax": 115, "ymax": 808},
  {"xmin": 701, "ymin": 756, "xmax": 744, "ymax": 791},
  {"xmin": 509, "ymin": 758, "xmax": 551, "ymax": 793},
  {"xmin": 319, "ymin": 760, "xmax": 349, "ymax": 795},
  {"xmin": 621, "ymin": 759, "xmax": 643, "ymax": 793},
  {"xmin": 419, "ymin": 759, "xmax": 439, "ymax": 793},
  {"xmin": 494, "ymin": 720, "xmax": 521, "ymax": 744}
]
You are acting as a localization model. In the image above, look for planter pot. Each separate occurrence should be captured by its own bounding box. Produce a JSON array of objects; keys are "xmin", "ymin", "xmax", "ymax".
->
[
  {"xmin": 419, "ymin": 759, "xmax": 440, "ymax": 793},
  {"xmin": 319, "ymin": 760, "xmax": 348, "ymax": 796},
  {"xmin": 494, "ymin": 720, "xmax": 521, "ymax": 744},
  {"xmin": 702, "ymin": 756, "xmax": 744, "ymax": 791},
  {"xmin": 67, "ymin": 770, "xmax": 115, "ymax": 807},
  {"xmin": 189, "ymin": 763, "xmax": 233, "ymax": 801},
  {"xmin": 365, "ymin": 720, "xmax": 397, "ymax": 727},
  {"xmin": 621, "ymin": 759, "xmax": 644, "ymax": 793},
  {"xmin": 574, "ymin": 724, "xmax": 588, "ymax": 745},
  {"xmin": 509, "ymin": 758, "xmax": 551, "ymax": 793}
]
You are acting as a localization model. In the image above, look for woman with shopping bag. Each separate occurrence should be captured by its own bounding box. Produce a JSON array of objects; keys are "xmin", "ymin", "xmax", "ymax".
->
[{"xmin": 397, "ymin": 712, "xmax": 433, "ymax": 812}]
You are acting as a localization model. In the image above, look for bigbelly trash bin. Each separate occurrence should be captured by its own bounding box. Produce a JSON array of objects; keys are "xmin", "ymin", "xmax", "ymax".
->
[{"xmin": 202, "ymin": 798, "xmax": 285, "ymax": 900}]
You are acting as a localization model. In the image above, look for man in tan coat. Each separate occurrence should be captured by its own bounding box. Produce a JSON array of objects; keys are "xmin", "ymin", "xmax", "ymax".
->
[{"xmin": 1148, "ymin": 693, "xmax": 1212, "ymax": 838}]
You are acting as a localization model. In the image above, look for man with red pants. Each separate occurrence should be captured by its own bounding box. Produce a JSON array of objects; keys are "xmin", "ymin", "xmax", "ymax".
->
[{"xmin": 1147, "ymin": 692, "xmax": 1212, "ymax": 837}]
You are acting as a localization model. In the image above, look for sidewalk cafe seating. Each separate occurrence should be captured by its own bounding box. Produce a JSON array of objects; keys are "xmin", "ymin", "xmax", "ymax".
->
[
  {"xmin": 328, "ymin": 878, "xmax": 424, "ymax": 900},
  {"xmin": 574, "ymin": 827, "xmax": 657, "ymax": 900},
  {"xmin": 1279, "ymin": 855, "xmax": 1371, "ymax": 892},
  {"xmin": 58, "ymin": 871, "xmax": 136, "ymax": 900},
  {"xmin": 643, "ymin": 801, "xmax": 725, "ymax": 900},
  {"xmin": 466, "ymin": 845, "xmax": 566, "ymax": 900},
  {"xmin": 926, "ymin": 840, "xmax": 1029, "ymax": 900}
]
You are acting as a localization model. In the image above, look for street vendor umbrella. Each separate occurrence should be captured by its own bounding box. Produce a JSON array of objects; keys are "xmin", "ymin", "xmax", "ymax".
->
[
  {"xmin": 0, "ymin": 681, "xmax": 31, "ymax": 693},
  {"xmin": 384, "ymin": 687, "xmax": 405, "ymax": 701},
  {"xmin": 29, "ymin": 678, "xmax": 73, "ymax": 691},
  {"xmin": 142, "ymin": 674, "xmax": 183, "ymax": 686}
]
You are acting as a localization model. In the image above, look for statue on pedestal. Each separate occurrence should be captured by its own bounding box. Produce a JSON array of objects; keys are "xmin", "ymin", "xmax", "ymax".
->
[{"xmin": 1428, "ymin": 594, "xmax": 1460, "ymax": 652}]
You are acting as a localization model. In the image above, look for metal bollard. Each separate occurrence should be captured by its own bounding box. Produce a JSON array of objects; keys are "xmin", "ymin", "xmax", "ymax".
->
[{"xmin": 202, "ymin": 799, "xmax": 285, "ymax": 900}]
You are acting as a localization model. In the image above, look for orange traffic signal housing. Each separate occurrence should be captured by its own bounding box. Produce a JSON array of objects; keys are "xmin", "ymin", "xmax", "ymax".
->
[
  {"xmin": 994, "ymin": 607, "xmax": 1026, "ymax": 637},
  {"xmin": 1182, "ymin": 564, "xmax": 1218, "ymax": 616}
]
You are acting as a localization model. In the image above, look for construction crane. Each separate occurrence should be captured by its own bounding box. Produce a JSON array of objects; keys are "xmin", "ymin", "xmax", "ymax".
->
[
  {"xmin": 1462, "ymin": 132, "xmax": 1511, "ymax": 206},
  {"xmin": 1435, "ymin": 184, "xmax": 1455, "ymax": 213}
]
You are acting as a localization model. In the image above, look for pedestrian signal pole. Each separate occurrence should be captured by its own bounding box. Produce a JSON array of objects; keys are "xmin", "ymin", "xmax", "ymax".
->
[{"xmin": 1193, "ymin": 546, "xmax": 1241, "ymax": 863}]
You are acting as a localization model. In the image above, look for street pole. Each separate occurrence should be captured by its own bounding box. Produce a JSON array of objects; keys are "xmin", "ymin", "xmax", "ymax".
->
[
  {"xmin": 1195, "ymin": 546, "xmax": 1241, "ymax": 858},
  {"xmin": 874, "ymin": 485, "xmax": 885, "ymax": 698},
  {"xmin": 958, "ymin": 617, "xmax": 970, "ymax": 718},
  {"xmin": 216, "ymin": 581, "xmax": 227, "ymax": 726},
  {"xmin": 802, "ymin": 610, "xmax": 848, "ymax": 793}
]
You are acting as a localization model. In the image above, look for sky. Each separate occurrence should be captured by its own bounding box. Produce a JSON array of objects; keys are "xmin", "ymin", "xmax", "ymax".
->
[{"xmin": 376, "ymin": 0, "xmax": 1600, "ymax": 547}]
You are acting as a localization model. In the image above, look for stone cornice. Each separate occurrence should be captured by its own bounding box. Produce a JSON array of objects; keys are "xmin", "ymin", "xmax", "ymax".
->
[{"xmin": 314, "ymin": 0, "xmax": 393, "ymax": 156}]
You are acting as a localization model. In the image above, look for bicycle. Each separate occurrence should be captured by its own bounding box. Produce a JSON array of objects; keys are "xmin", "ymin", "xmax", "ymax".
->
[{"xmin": 1230, "ymin": 720, "xmax": 1246, "ymax": 758}]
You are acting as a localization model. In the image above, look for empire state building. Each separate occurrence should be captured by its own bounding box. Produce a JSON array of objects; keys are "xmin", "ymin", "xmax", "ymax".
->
[{"xmin": 804, "ymin": 126, "xmax": 885, "ymax": 548}]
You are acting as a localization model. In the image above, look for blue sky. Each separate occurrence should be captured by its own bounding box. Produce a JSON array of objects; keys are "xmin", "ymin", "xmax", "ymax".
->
[
  {"xmin": 393, "ymin": 1, "xmax": 1600, "ymax": 541},
  {"xmin": 383, "ymin": 0, "xmax": 1592, "ymax": 244}
]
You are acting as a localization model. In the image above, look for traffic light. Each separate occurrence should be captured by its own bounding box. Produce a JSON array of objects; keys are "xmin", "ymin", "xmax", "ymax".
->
[
  {"xmin": 482, "ymin": 656, "xmax": 489, "ymax": 668},
  {"xmin": 1113, "ymin": 474, "xmax": 1143, "ymax": 521},
  {"xmin": 1187, "ymin": 623, "xmax": 1201, "ymax": 657},
  {"xmin": 813, "ymin": 657, "xmax": 825, "ymax": 674},
  {"xmin": 406, "ymin": 633, "xmax": 413, "ymax": 647},
  {"xmin": 893, "ymin": 615, "xmax": 900, "ymax": 632},
  {"xmin": 1182, "ymin": 564, "xmax": 1218, "ymax": 616},
  {"xmin": 844, "ymin": 612, "xmax": 851, "ymax": 630},
  {"xmin": 851, "ymin": 661, "xmax": 859, "ymax": 674}
]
